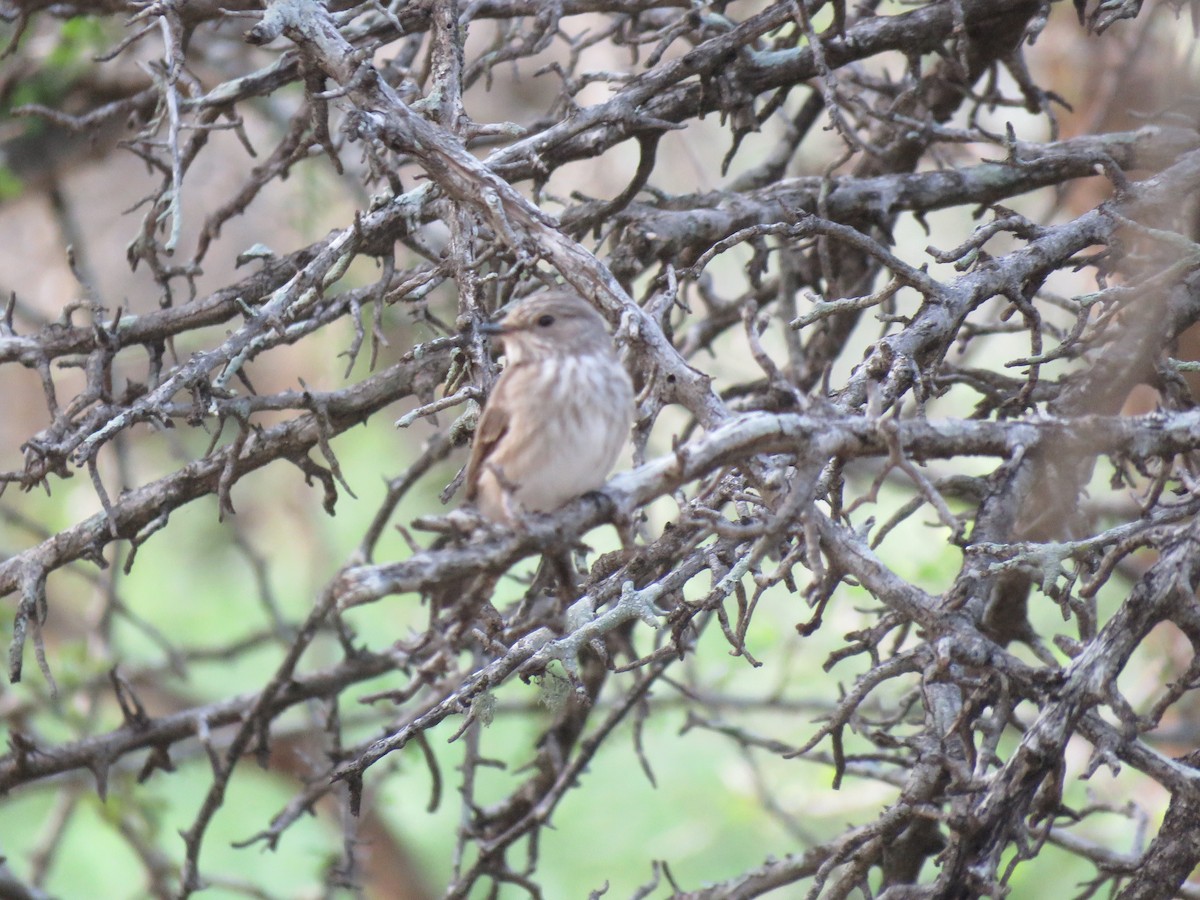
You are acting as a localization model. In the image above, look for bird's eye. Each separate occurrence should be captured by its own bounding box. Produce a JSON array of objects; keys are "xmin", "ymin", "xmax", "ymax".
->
[{"xmin": 536, "ymin": 314, "xmax": 555, "ymax": 327}]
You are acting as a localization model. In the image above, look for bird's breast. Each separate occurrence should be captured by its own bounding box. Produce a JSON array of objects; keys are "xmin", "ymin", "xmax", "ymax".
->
[{"xmin": 497, "ymin": 354, "xmax": 632, "ymax": 513}]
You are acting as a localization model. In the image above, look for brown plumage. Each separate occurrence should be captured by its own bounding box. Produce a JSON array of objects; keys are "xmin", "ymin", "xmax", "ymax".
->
[{"xmin": 465, "ymin": 291, "xmax": 634, "ymax": 523}]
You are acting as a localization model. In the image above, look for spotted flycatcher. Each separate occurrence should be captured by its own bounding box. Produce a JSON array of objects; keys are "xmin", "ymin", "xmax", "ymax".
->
[{"xmin": 465, "ymin": 290, "xmax": 634, "ymax": 523}]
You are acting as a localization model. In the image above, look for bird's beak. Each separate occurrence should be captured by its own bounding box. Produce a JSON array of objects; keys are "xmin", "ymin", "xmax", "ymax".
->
[{"xmin": 477, "ymin": 320, "xmax": 507, "ymax": 336}]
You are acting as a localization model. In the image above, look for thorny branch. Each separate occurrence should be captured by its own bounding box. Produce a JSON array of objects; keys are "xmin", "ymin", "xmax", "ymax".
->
[{"xmin": 2, "ymin": 1, "xmax": 1200, "ymax": 898}]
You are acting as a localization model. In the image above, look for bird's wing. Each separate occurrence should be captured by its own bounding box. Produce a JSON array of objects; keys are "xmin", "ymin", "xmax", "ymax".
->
[{"xmin": 463, "ymin": 376, "xmax": 512, "ymax": 501}]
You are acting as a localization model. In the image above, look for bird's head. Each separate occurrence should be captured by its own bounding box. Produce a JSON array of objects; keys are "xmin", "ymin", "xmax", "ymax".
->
[{"xmin": 480, "ymin": 291, "xmax": 615, "ymax": 363}]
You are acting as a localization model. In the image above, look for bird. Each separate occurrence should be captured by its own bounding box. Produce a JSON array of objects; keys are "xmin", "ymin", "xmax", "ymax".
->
[{"xmin": 464, "ymin": 290, "xmax": 634, "ymax": 524}]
